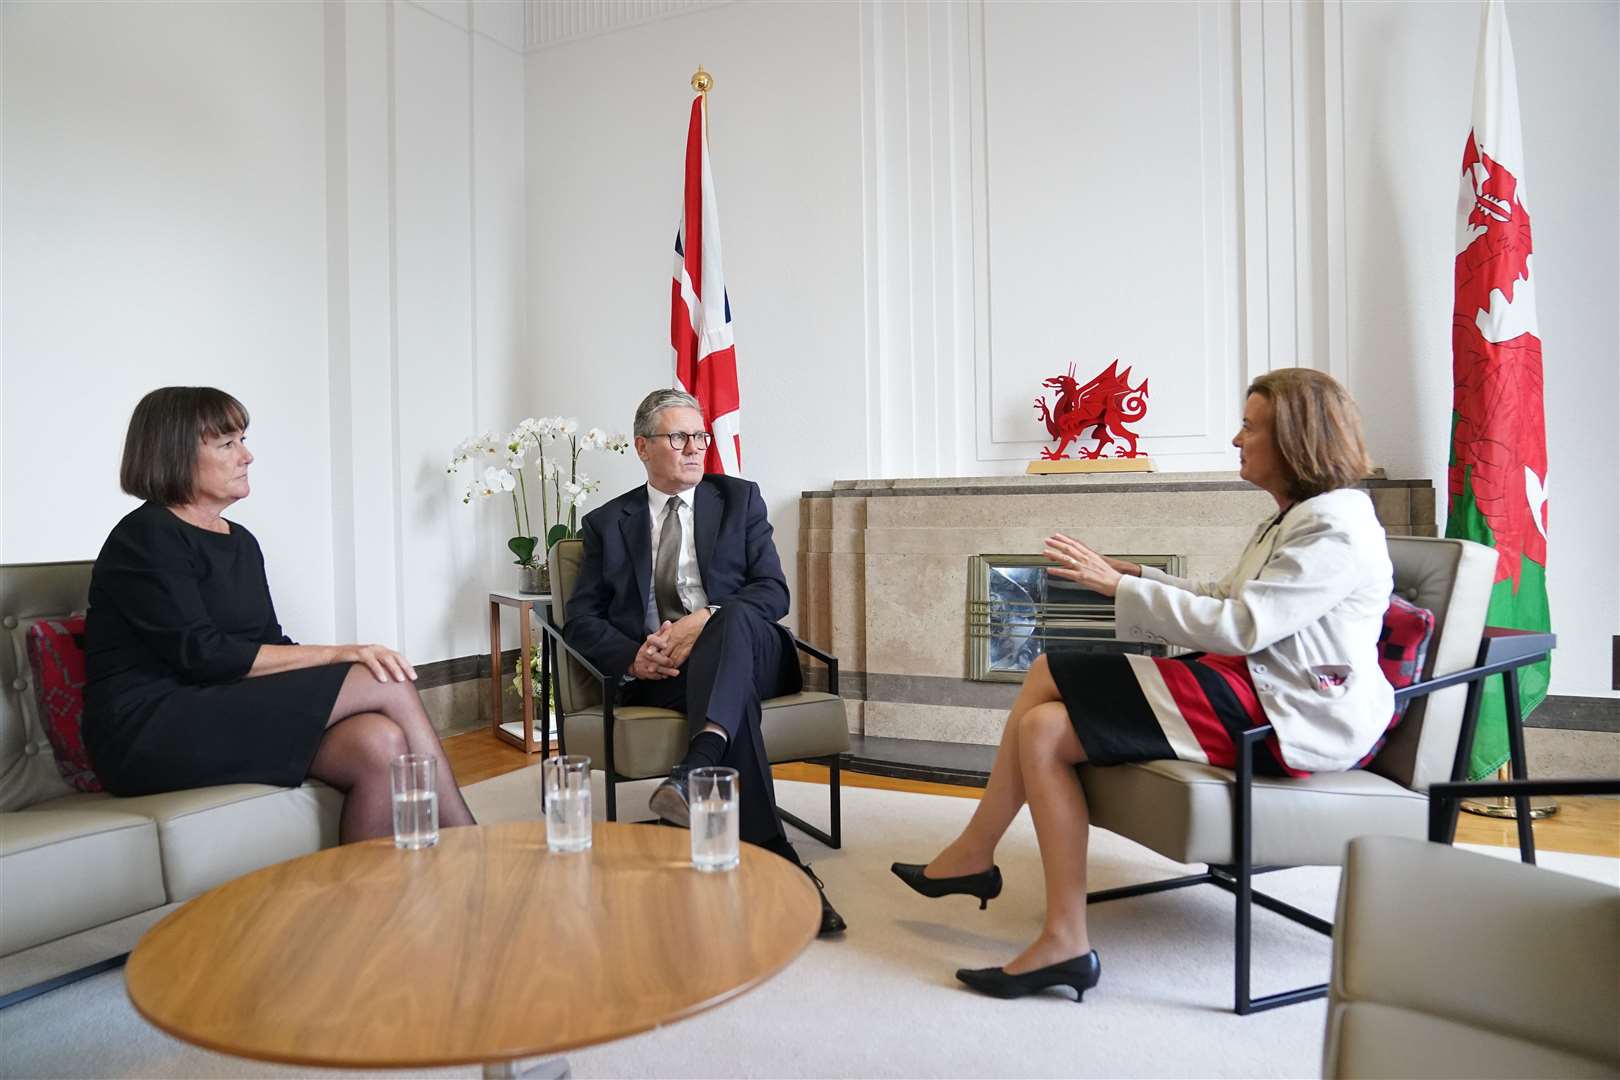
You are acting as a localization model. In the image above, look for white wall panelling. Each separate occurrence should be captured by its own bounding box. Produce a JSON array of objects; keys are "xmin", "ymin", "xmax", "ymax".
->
[
  {"xmin": 969, "ymin": 1, "xmax": 1242, "ymax": 468},
  {"xmin": 524, "ymin": 0, "xmax": 731, "ymax": 52},
  {"xmin": 860, "ymin": 0, "xmax": 978, "ymax": 479}
]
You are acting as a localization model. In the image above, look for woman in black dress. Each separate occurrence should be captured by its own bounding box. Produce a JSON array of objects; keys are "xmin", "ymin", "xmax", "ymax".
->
[{"xmin": 84, "ymin": 387, "xmax": 475, "ymax": 842}]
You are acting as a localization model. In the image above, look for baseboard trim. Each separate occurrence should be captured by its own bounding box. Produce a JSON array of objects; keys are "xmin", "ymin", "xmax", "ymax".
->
[{"xmin": 1527, "ymin": 696, "xmax": 1620, "ymax": 733}]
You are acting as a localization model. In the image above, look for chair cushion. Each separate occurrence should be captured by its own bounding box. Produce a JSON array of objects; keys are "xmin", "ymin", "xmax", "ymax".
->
[
  {"xmin": 564, "ymin": 693, "xmax": 851, "ymax": 781},
  {"xmin": 761, "ymin": 692, "xmax": 850, "ymax": 761},
  {"xmin": 1080, "ymin": 758, "xmax": 1426, "ymax": 866},
  {"xmin": 30, "ymin": 782, "xmax": 341, "ymax": 903},
  {"xmin": 0, "ymin": 802, "xmax": 165, "ymax": 955},
  {"xmin": 1326, "ymin": 1001, "xmax": 1618, "ymax": 1079},
  {"xmin": 561, "ymin": 706, "xmax": 689, "ymax": 780},
  {"xmin": 24, "ymin": 615, "xmax": 101, "ymax": 792},
  {"xmin": 1330, "ymin": 836, "xmax": 1620, "ymax": 1073}
]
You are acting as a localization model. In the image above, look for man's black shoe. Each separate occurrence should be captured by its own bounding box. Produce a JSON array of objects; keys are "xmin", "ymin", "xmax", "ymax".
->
[
  {"xmin": 648, "ymin": 768, "xmax": 690, "ymax": 828},
  {"xmin": 802, "ymin": 864, "xmax": 846, "ymax": 937}
]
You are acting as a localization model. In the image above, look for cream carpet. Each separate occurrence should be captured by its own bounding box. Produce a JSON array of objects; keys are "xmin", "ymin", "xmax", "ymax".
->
[{"xmin": 3, "ymin": 769, "xmax": 1615, "ymax": 1079}]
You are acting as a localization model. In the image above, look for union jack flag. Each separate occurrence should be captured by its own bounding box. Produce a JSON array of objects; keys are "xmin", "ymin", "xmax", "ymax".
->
[{"xmin": 670, "ymin": 93, "xmax": 741, "ymax": 475}]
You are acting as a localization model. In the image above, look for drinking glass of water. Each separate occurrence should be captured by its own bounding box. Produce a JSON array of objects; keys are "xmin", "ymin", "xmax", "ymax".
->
[
  {"xmin": 542, "ymin": 754, "xmax": 592, "ymax": 853},
  {"xmin": 390, "ymin": 754, "xmax": 438, "ymax": 850},
  {"xmin": 689, "ymin": 766, "xmax": 739, "ymax": 872}
]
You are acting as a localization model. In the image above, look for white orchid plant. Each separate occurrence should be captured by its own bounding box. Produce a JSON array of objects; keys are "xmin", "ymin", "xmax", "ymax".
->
[{"xmin": 448, "ymin": 417, "xmax": 628, "ymax": 567}]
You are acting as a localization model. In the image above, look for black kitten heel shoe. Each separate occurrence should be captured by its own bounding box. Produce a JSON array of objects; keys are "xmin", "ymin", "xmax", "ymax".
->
[
  {"xmin": 955, "ymin": 950, "xmax": 1101, "ymax": 1002},
  {"xmin": 890, "ymin": 862, "xmax": 1003, "ymax": 909}
]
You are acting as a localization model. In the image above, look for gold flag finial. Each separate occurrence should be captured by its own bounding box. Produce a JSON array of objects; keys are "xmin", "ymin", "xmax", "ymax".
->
[{"xmin": 691, "ymin": 65, "xmax": 713, "ymax": 94}]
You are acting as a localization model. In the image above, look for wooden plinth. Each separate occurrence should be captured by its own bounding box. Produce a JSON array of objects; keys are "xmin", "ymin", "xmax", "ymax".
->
[{"xmin": 1025, "ymin": 456, "xmax": 1156, "ymax": 474}]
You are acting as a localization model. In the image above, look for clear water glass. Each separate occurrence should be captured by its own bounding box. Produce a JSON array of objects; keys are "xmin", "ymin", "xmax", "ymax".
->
[
  {"xmin": 689, "ymin": 766, "xmax": 740, "ymax": 872},
  {"xmin": 542, "ymin": 754, "xmax": 592, "ymax": 853},
  {"xmin": 390, "ymin": 754, "xmax": 438, "ymax": 850}
]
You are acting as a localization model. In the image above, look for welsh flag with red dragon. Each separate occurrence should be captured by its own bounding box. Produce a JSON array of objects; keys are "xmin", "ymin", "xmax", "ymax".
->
[{"xmin": 1446, "ymin": 0, "xmax": 1551, "ymax": 780}]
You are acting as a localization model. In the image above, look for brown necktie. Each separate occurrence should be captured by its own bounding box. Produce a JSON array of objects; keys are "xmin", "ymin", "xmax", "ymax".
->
[{"xmin": 654, "ymin": 496, "xmax": 688, "ymax": 624}]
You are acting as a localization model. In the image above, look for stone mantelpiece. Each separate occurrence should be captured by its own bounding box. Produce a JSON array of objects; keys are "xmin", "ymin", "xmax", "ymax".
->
[{"xmin": 798, "ymin": 472, "xmax": 1437, "ymax": 746}]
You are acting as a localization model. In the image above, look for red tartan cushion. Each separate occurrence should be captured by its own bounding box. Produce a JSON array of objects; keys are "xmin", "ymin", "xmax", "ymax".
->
[
  {"xmin": 25, "ymin": 615, "xmax": 102, "ymax": 793},
  {"xmin": 1356, "ymin": 595, "xmax": 1436, "ymax": 767}
]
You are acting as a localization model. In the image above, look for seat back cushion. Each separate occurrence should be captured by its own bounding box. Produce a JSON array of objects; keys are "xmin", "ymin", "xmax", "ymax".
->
[
  {"xmin": 548, "ymin": 538, "xmax": 603, "ymax": 715},
  {"xmin": 25, "ymin": 616, "xmax": 101, "ymax": 792},
  {"xmin": 1367, "ymin": 537, "xmax": 1496, "ymax": 790},
  {"xmin": 1, "ymin": 562, "xmax": 93, "ymax": 811}
]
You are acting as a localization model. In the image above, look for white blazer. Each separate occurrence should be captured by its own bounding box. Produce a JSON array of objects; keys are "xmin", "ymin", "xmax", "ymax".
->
[{"xmin": 1113, "ymin": 488, "xmax": 1395, "ymax": 772}]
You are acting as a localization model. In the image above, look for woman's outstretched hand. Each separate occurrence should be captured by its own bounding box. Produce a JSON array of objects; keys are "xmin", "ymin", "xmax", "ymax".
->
[
  {"xmin": 343, "ymin": 644, "xmax": 418, "ymax": 683},
  {"xmin": 1044, "ymin": 533, "xmax": 1126, "ymax": 597}
]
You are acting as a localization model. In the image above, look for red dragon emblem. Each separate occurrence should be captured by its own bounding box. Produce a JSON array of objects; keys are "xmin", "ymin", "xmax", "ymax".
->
[
  {"xmin": 1450, "ymin": 137, "xmax": 1547, "ymax": 589},
  {"xmin": 1033, "ymin": 360, "xmax": 1149, "ymax": 460}
]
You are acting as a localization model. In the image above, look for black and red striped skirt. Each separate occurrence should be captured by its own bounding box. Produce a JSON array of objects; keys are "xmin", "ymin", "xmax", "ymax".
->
[{"xmin": 1048, "ymin": 651, "xmax": 1310, "ymax": 778}]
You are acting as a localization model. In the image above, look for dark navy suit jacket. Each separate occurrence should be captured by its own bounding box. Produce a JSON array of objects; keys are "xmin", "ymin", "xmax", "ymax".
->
[{"xmin": 563, "ymin": 474, "xmax": 797, "ymax": 683}]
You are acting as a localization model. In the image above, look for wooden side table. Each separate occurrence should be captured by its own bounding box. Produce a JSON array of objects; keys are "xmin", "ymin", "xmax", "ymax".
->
[{"xmin": 488, "ymin": 589, "xmax": 552, "ymax": 754}]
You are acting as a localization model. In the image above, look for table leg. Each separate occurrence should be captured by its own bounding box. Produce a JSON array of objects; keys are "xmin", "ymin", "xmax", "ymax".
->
[
  {"xmin": 520, "ymin": 601, "xmax": 537, "ymax": 753},
  {"xmin": 489, "ymin": 600, "xmax": 503, "ymax": 738},
  {"xmin": 542, "ymin": 620, "xmax": 557, "ymax": 755},
  {"xmin": 483, "ymin": 1057, "xmax": 570, "ymax": 1079}
]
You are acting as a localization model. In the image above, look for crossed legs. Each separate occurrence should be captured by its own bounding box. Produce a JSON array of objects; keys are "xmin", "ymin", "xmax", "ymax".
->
[
  {"xmin": 922, "ymin": 655, "xmax": 1095, "ymax": 973},
  {"xmin": 306, "ymin": 665, "xmax": 478, "ymax": 843}
]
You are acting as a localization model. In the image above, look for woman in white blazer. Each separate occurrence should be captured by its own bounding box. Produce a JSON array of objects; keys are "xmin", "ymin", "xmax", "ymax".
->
[{"xmin": 893, "ymin": 368, "xmax": 1393, "ymax": 1001}]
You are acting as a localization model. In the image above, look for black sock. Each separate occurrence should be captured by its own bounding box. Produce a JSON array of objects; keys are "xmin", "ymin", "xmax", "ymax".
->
[{"xmin": 678, "ymin": 730, "xmax": 728, "ymax": 772}]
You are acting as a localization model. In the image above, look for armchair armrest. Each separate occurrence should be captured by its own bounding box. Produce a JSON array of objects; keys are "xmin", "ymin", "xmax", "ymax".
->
[
  {"xmin": 1427, "ymin": 778, "xmax": 1620, "ymax": 844},
  {"xmin": 792, "ymin": 635, "xmax": 839, "ymax": 696},
  {"xmin": 1392, "ymin": 629, "xmax": 1555, "ymax": 706},
  {"xmin": 538, "ymin": 612, "xmax": 614, "ymax": 690}
]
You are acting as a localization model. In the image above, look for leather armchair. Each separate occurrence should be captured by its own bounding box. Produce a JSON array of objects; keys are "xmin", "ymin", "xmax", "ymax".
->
[
  {"xmin": 1327, "ymin": 818, "xmax": 1619, "ymax": 1078},
  {"xmin": 1078, "ymin": 535, "xmax": 1548, "ymax": 1013},
  {"xmin": 542, "ymin": 538, "xmax": 850, "ymax": 847}
]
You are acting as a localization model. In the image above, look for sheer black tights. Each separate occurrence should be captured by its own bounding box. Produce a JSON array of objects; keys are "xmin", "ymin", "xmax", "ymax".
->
[{"xmin": 307, "ymin": 665, "xmax": 477, "ymax": 843}]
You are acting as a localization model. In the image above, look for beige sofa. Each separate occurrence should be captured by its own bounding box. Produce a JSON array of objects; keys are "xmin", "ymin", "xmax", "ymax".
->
[{"xmin": 0, "ymin": 561, "xmax": 341, "ymax": 1002}]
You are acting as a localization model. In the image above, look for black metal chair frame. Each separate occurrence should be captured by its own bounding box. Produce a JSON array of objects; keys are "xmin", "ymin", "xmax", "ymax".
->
[
  {"xmin": 539, "ymin": 611, "xmax": 843, "ymax": 849},
  {"xmin": 1085, "ymin": 628, "xmax": 1557, "ymax": 1015}
]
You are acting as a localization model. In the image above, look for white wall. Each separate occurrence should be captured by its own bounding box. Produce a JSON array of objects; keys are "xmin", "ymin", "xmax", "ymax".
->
[
  {"xmin": 2, "ymin": 1, "xmax": 337, "ymax": 640},
  {"xmin": 2, "ymin": 0, "xmax": 529, "ymax": 663},
  {"xmin": 4, "ymin": 0, "xmax": 1612, "ymax": 692},
  {"xmin": 525, "ymin": 0, "xmax": 1617, "ymax": 697}
]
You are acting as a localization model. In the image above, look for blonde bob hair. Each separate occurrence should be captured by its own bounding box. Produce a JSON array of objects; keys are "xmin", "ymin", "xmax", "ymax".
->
[{"xmin": 1246, "ymin": 368, "xmax": 1372, "ymax": 501}]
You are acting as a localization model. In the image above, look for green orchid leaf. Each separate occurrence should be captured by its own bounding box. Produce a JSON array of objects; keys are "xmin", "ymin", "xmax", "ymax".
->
[
  {"xmin": 508, "ymin": 536, "xmax": 538, "ymax": 565},
  {"xmin": 545, "ymin": 523, "xmax": 571, "ymax": 549}
]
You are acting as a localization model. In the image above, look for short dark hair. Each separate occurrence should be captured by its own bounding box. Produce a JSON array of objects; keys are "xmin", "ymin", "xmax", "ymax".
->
[
  {"xmin": 1246, "ymin": 368, "xmax": 1372, "ymax": 501},
  {"xmin": 633, "ymin": 388, "xmax": 702, "ymax": 438},
  {"xmin": 119, "ymin": 387, "xmax": 250, "ymax": 505}
]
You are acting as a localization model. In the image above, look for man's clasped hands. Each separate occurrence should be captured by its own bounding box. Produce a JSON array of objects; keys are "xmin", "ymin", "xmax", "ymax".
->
[{"xmin": 628, "ymin": 608, "xmax": 714, "ymax": 680}]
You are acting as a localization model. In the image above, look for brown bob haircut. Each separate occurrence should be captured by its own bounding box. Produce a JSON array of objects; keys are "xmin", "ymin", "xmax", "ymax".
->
[
  {"xmin": 119, "ymin": 387, "xmax": 250, "ymax": 505},
  {"xmin": 1246, "ymin": 368, "xmax": 1372, "ymax": 501}
]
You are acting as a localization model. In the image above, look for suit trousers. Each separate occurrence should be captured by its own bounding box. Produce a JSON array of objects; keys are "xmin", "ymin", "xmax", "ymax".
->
[{"xmin": 621, "ymin": 605, "xmax": 794, "ymax": 847}]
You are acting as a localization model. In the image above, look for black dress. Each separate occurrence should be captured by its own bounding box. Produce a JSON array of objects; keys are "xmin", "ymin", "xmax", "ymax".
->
[{"xmin": 83, "ymin": 502, "xmax": 350, "ymax": 796}]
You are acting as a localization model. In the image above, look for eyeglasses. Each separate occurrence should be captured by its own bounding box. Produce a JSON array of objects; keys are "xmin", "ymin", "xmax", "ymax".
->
[{"xmin": 657, "ymin": 431, "xmax": 714, "ymax": 451}]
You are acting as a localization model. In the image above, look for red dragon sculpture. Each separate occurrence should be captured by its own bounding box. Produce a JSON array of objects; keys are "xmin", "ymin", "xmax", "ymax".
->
[{"xmin": 1033, "ymin": 360, "xmax": 1150, "ymax": 460}]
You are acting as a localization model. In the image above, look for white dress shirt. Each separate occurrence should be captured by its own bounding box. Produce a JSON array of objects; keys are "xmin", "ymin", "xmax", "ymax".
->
[{"xmin": 644, "ymin": 485, "xmax": 709, "ymax": 632}]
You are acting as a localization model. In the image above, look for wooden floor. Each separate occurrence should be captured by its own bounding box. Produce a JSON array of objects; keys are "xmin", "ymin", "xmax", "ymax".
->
[{"xmin": 443, "ymin": 729, "xmax": 1620, "ymax": 859}]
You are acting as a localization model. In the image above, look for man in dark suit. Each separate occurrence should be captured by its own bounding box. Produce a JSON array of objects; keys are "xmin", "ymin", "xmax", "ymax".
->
[{"xmin": 564, "ymin": 388, "xmax": 845, "ymax": 935}]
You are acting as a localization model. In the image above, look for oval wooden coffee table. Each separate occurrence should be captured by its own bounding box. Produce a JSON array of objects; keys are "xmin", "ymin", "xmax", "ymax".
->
[{"xmin": 126, "ymin": 821, "xmax": 820, "ymax": 1073}]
